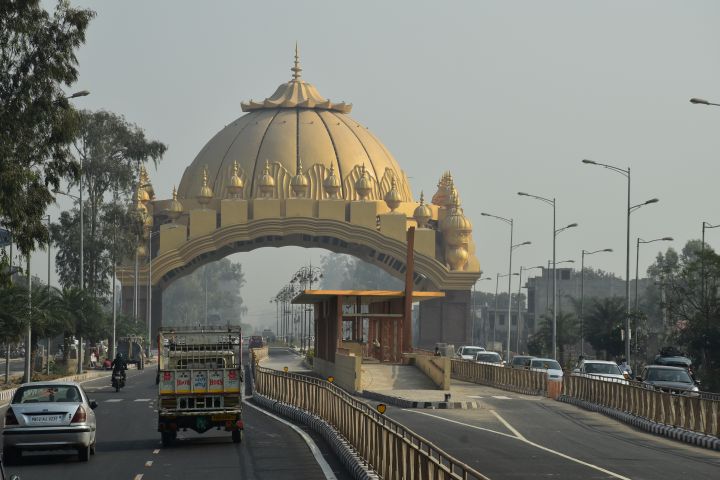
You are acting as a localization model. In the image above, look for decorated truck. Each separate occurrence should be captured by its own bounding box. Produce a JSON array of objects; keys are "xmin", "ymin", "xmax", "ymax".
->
[{"xmin": 157, "ymin": 327, "xmax": 243, "ymax": 446}]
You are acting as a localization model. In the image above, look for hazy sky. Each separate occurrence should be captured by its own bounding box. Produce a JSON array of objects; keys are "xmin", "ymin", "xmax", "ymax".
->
[{"xmin": 30, "ymin": 1, "xmax": 720, "ymax": 328}]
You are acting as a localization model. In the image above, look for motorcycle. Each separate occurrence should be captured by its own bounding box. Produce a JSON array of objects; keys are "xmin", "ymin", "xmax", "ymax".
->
[{"xmin": 111, "ymin": 371, "xmax": 126, "ymax": 392}]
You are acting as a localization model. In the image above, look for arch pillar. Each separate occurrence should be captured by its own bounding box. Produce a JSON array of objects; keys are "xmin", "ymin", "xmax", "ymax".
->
[{"xmin": 417, "ymin": 289, "xmax": 471, "ymax": 349}]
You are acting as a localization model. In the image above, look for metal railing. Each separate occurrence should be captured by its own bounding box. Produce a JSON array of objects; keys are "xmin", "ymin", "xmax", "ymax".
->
[
  {"xmin": 563, "ymin": 375, "xmax": 720, "ymax": 436},
  {"xmin": 451, "ymin": 359, "xmax": 547, "ymax": 394},
  {"xmin": 254, "ymin": 366, "xmax": 490, "ymax": 480}
]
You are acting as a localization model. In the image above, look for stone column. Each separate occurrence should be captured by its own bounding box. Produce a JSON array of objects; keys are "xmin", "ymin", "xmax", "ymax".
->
[{"xmin": 417, "ymin": 290, "xmax": 472, "ymax": 349}]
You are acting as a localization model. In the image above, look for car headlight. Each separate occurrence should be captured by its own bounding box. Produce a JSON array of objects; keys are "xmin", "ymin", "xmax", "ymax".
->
[{"xmin": 691, "ymin": 385, "xmax": 699, "ymax": 392}]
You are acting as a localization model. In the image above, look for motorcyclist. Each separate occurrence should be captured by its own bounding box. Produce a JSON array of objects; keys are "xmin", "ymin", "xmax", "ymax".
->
[{"xmin": 111, "ymin": 352, "xmax": 128, "ymax": 382}]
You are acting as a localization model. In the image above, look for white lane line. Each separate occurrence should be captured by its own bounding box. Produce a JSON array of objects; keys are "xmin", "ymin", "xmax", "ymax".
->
[
  {"xmin": 105, "ymin": 399, "xmax": 123, "ymax": 403},
  {"xmin": 134, "ymin": 398, "xmax": 151, "ymax": 402},
  {"xmin": 244, "ymin": 401, "xmax": 338, "ymax": 480},
  {"xmin": 491, "ymin": 395, "xmax": 512, "ymax": 400},
  {"xmin": 145, "ymin": 460, "xmax": 153, "ymax": 467},
  {"xmin": 468, "ymin": 395, "xmax": 484, "ymax": 399},
  {"xmin": 133, "ymin": 475, "xmax": 143, "ymax": 480},
  {"xmin": 153, "ymin": 449, "xmax": 160, "ymax": 454},
  {"xmin": 404, "ymin": 408, "xmax": 630, "ymax": 480},
  {"xmin": 490, "ymin": 410, "xmax": 526, "ymax": 440}
]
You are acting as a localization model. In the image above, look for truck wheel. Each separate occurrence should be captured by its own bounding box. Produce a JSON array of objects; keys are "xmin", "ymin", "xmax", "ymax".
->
[
  {"xmin": 232, "ymin": 429, "xmax": 242, "ymax": 444},
  {"xmin": 161, "ymin": 431, "xmax": 176, "ymax": 447}
]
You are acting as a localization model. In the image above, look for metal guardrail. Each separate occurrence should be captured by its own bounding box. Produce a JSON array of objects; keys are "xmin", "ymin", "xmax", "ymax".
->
[
  {"xmin": 254, "ymin": 365, "xmax": 490, "ymax": 480},
  {"xmin": 451, "ymin": 359, "xmax": 547, "ymax": 394},
  {"xmin": 562, "ymin": 375, "xmax": 720, "ymax": 436}
]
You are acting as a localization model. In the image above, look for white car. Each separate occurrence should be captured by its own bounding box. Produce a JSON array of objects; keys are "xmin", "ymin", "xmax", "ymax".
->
[
  {"xmin": 474, "ymin": 351, "xmax": 504, "ymax": 366},
  {"xmin": 573, "ymin": 360, "xmax": 629, "ymax": 383},
  {"xmin": 529, "ymin": 358, "xmax": 564, "ymax": 381},
  {"xmin": 456, "ymin": 346, "xmax": 485, "ymax": 360}
]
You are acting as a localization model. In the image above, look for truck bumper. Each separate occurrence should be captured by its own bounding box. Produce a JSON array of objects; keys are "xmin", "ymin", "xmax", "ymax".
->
[{"xmin": 158, "ymin": 411, "xmax": 243, "ymax": 434}]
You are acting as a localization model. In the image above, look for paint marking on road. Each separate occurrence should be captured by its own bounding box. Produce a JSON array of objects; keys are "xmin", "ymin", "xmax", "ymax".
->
[
  {"xmin": 468, "ymin": 395, "xmax": 484, "ymax": 399},
  {"xmin": 145, "ymin": 460, "xmax": 153, "ymax": 467},
  {"xmin": 153, "ymin": 449, "xmax": 160, "ymax": 454},
  {"xmin": 490, "ymin": 410, "xmax": 526, "ymax": 440},
  {"xmin": 105, "ymin": 398, "xmax": 123, "ymax": 403},
  {"xmin": 491, "ymin": 395, "xmax": 512, "ymax": 400},
  {"xmin": 134, "ymin": 398, "xmax": 151, "ymax": 402},
  {"xmin": 133, "ymin": 475, "xmax": 143, "ymax": 480},
  {"xmin": 402, "ymin": 409, "xmax": 516, "ymax": 439}
]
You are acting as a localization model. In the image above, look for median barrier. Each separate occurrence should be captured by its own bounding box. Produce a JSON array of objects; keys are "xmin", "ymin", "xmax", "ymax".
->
[{"xmin": 451, "ymin": 359, "xmax": 547, "ymax": 395}]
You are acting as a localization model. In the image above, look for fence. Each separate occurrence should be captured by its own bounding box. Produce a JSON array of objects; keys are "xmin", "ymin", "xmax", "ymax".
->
[
  {"xmin": 451, "ymin": 359, "xmax": 547, "ymax": 395},
  {"xmin": 254, "ymin": 366, "xmax": 489, "ymax": 480},
  {"xmin": 563, "ymin": 375, "xmax": 720, "ymax": 436}
]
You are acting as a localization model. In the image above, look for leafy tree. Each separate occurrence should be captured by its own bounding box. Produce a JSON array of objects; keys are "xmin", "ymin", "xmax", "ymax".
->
[
  {"xmin": 0, "ymin": 283, "xmax": 27, "ymax": 347},
  {"xmin": 532, "ymin": 309, "xmax": 579, "ymax": 364},
  {"xmin": 584, "ymin": 296, "xmax": 625, "ymax": 360},
  {"xmin": 319, "ymin": 253, "xmax": 404, "ymax": 290},
  {"xmin": 163, "ymin": 259, "xmax": 247, "ymax": 327},
  {"xmin": 0, "ymin": 1, "xmax": 95, "ymax": 266}
]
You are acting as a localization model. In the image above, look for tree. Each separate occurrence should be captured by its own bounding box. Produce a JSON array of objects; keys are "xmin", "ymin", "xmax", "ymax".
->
[
  {"xmin": 319, "ymin": 253, "xmax": 404, "ymax": 290},
  {"xmin": 0, "ymin": 1, "xmax": 95, "ymax": 265},
  {"xmin": 583, "ymin": 297, "xmax": 625, "ymax": 360},
  {"xmin": 531, "ymin": 309, "xmax": 579, "ymax": 364}
]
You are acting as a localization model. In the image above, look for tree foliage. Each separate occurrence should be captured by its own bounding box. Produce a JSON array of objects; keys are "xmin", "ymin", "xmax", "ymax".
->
[
  {"xmin": 0, "ymin": 1, "xmax": 95, "ymax": 263},
  {"xmin": 583, "ymin": 296, "xmax": 625, "ymax": 360},
  {"xmin": 530, "ymin": 309, "xmax": 579, "ymax": 363},
  {"xmin": 319, "ymin": 253, "xmax": 404, "ymax": 290}
]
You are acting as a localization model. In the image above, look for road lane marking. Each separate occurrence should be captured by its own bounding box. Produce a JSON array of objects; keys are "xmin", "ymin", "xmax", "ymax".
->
[
  {"xmin": 244, "ymin": 401, "xmax": 338, "ymax": 480},
  {"xmin": 491, "ymin": 395, "xmax": 512, "ymax": 399},
  {"xmin": 153, "ymin": 449, "xmax": 160, "ymax": 454},
  {"xmin": 468, "ymin": 395, "xmax": 484, "ymax": 399},
  {"xmin": 405, "ymin": 408, "xmax": 630, "ymax": 480},
  {"xmin": 135, "ymin": 398, "xmax": 151, "ymax": 402},
  {"xmin": 105, "ymin": 399, "xmax": 123, "ymax": 402},
  {"xmin": 490, "ymin": 410, "xmax": 526, "ymax": 440},
  {"xmin": 145, "ymin": 460, "xmax": 153, "ymax": 467},
  {"xmin": 133, "ymin": 475, "xmax": 143, "ymax": 480}
]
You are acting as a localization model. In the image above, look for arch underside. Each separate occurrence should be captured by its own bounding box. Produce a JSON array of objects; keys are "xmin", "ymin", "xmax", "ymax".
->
[{"xmin": 123, "ymin": 218, "xmax": 480, "ymax": 293}]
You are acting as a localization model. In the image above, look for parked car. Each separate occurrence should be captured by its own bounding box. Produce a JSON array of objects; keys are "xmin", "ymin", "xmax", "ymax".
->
[
  {"xmin": 2, "ymin": 381, "xmax": 98, "ymax": 463},
  {"xmin": 637, "ymin": 365, "xmax": 700, "ymax": 396},
  {"xmin": 456, "ymin": 345, "xmax": 485, "ymax": 360},
  {"xmin": 510, "ymin": 355, "xmax": 535, "ymax": 369},
  {"xmin": 573, "ymin": 360, "xmax": 629, "ymax": 383},
  {"xmin": 474, "ymin": 351, "xmax": 504, "ymax": 365},
  {"xmin": 529, "ymin": 358, "xmax": 564, "ymax": 380}
]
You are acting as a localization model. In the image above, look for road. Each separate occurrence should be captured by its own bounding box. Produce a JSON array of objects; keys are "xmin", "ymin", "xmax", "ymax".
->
[
  {"xmin": 2, "ymin": 367, "xmax": 348, "ymax": 480},
  {"xmin": 384, "ymin": 382, "xmax": 720, "ymax": 480},
  {"xmin": 0, "ymin": 358, "xmax": 26, "ymax": 379}
]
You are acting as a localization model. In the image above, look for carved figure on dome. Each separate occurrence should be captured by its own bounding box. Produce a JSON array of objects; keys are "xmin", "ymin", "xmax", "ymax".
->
[{"xmin": 443, "ymin": 191, "xmax": 473, "ymax": 271}]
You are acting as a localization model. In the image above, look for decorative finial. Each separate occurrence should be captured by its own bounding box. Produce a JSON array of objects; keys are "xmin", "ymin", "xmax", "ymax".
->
[
  {"xmin": 197, "ymin": 165, "xmax": 214, "ymax": 206},
  {"xmin": 258, "ymin": 160, "xmax": 276, "ymax": 198},
  {"xmin": 226, "ymin": 160, "xmax": 244, "ymax": 198},
  {"xmin": 323, "ymin": 164, "xmax": 341, "ymax": 199},
  {"xmin": 355, "ymin": 163, "xmax": 372, "ymax": 200},
  {"xmin": 420, "ymin": 191, "xmax": 426, "ymax": 205},
  {"xmin": 172, "ymin": 185, "xmax": 178, "ymax": 200},
  {"xmin": 384, "ymin": 176, "xmax": 402, "ymax": 212},
  {"xmin": 291, "ymin": 157, "xmax": 309, "ymax": 197},
  {"xmin": 414, "ymin": 190, "xmax": 432, "ymax": 228},
  {"xmin": 291, "ymin": 42, "xmax": 302, "ymax": 81}
]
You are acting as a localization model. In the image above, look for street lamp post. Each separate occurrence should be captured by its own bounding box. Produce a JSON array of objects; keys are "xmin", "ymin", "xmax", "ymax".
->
[
  {"xmin": 493, "ymin": 272, "xmax": 518, "ymax": 349},
  {"xmin": 580, "ymin": 249, "xmax": 612, "ymax": 356},
  {"xmin": 582, "ymin": 158, "xmax": 659, "ymax": 364},
  {"xmin": 472, "ymin": 275, "xmax": 491, "ymax": 345},
  {"xmin": 292, "ymin": 264, "xmax": 322, "ymax": 353},
  {"xmin": 635, "ymin": 237, "xmax": 673, "ymax": 314},
  {"xmin": 690, "ymin": 98, "xmax": 720, "ymax": 107},
  {"xmin": 516, "ymin": 266, "xmax": 542, "ymax": 354}
]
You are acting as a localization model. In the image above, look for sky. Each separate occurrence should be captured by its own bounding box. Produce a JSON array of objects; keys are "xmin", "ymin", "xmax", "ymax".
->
[{"xmin": 27, "ymin": 1, "xmax": 720, "ymax": 329}]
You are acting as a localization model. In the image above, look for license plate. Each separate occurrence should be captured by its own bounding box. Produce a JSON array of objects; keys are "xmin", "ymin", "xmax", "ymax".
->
[
  {"xmin": 31, "ymin": 415, "xmax": 63, "ymax": 423},
  {"xmin": 211, "ymin": 414, "xmax": 236, "ymax": 421}
]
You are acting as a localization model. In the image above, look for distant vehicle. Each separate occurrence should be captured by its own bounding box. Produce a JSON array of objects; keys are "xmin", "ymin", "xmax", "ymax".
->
[
  {"xmin": 3, "ymin": 381, "xmax": 98, "ymax": 463},
  {"xmin": 529, "ymin": 358, "xmax": 564, "ymax": 381},
  {"xmin": 653, "ymin": 349, "xmax": 695, "ymax": 379},
  {"xmin": 637, "ymin": 365, "xmax": 700, "ymax": 396},
  {"xmin": 117, "ymin": 335, "xmax": 145, "ymax": 370},
  {"xmin": 248, "ymin": 336, "xmax": 264, "ymax": 349},
  {"xmin": 510, "ymin": 355, "xmax": 535, "ymax": 369},
  {"xmin": 573, "ymin": 360, "xmax": 628, "ymax": 383},
  {"xmin": 474, "ymin": 351, "xmax": 504, "ymax": 365},
  {"xmin": 456, "ymin": 346, "xmax": 485, "ymax": 360}
]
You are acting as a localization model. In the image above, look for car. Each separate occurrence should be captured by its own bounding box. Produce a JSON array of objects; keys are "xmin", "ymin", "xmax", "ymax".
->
[
  {"xmin": 573, "ymin": 360, "xmax": 628, "ymax": 383},
  {"xmin": 249, "ymin": 335, "xmax": 264, "ymax": 349},
  {"xmin": 456, "ymin": 345, "xmax": 485, "ymax": 360},
  {"xmin": 529, "ymin": 358, "xmax": 564, "ymax": 380},
  {"xmin": 2, "ymin": 381, "xmax": 98, "ymax": 463},
  {"xmin": 637, "ymin": 365, "xmax": 700, "ymax": 396},
  {"xmin": 510, "ymin": 355, "xmax": 535, "ymax": 369},
  {"xmin": 0, "ymin": 456, "xmax": 20, "ymax": 480},
  {"xmin": 474, "ymin": 351, "xmax": 504, "ymax": 365}
]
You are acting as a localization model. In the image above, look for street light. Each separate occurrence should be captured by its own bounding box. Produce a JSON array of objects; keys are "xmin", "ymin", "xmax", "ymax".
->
[
  {"xmin": 580, "ymin": 248, "xmax": 612, "ymax": 356},
  {"xmin": 690, "ymin": 97, "xmax": 720, "ymax": 107},
  {"xmin": 493, "ymin": 272, "xmax": 518, "ymax": 349},
  {"xmin": 582, "ymin": 158, "xmax": 659, "ymax": 364},
  {"xmin": 292, "ymin": 264, "xmax": 322, "ymax": 353},
  {"xmin": 635, "ymin": 237, "xmax": 673, "ymax": 313},
  {"xmin": 472, "ymin": 275, "xmax": 492, "ymax": 345},
  {"xmin": 516, "ymin": 266, "xmax": 543, "ymax": 354}
]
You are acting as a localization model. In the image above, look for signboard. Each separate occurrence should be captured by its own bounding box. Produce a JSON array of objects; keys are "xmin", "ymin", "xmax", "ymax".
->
[
  {"xmin": 208, "ymin": 370, "xmax": 224, "ymax": 393},
  {"xmin": 175, "ymin": 371, "xmax": 191, "ymax": 394},
  {"xmin": 159, "ymin": 370, "xmax": 175, "ymax": 395},
  {"xmin": 192, "ymin": 370, "xmax": 208, "ymax": 393},
  {"xmin": 224, "ymin": 369, "xmax": 240, "ymax": 393}
]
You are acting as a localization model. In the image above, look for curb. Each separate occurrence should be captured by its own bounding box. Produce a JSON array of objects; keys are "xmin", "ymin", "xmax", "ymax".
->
[
  {"xmin": 558, "ymin": 395, "xmax": 720, "ymax": 452},
  {"xmin": 361, "ymin": 390, "xmax": 479, "ymax": 409}
]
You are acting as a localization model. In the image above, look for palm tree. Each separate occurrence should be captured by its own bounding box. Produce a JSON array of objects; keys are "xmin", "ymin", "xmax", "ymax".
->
[
  {"xmin": 584, "ymin": 297, "xmax": 625, "ymax": 360},
  {"xmin": 534, "ymin": 309, "xmax": 580, "ymax": 365}
]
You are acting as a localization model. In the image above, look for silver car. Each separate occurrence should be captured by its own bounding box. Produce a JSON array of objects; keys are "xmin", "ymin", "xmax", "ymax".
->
[{"xmin": 2, "ymin": 381, "xmax": 97, "ymax": 463}]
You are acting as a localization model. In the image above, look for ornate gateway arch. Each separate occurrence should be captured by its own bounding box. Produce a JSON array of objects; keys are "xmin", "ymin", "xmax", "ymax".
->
[{"xmin": 118, "ymin": 50, "xmax": 481, "ymax": 349}]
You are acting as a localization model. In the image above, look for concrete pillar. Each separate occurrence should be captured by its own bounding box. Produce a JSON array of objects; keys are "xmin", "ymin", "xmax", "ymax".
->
[{"xmin": 417, "ymin": 290, "xmax": 471, "ymax": 349}]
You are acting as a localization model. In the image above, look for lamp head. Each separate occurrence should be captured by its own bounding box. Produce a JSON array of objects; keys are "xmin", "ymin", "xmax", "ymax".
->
[
  {"xmin": 517, "ymin": 192, "xmax": 528, "ymax": 196},
  {"xmin": 480, "ymin": 212, "xmax": 491, "ymax": 217},
  {"xmin": 567, "ymin": 223, "xmax": 579, "ymax": 228},
  {"xmin": 582, "ymin": 159, "xmax": 597, "ymax": 165},
  {"xmin": 645, "ymin": 198, "xmax": 659, "ymax": 205},
  {"xmin": 603, "ymin": 248, "xmax": 613, "ymax": 252},
  {"xmin": 662, "ymin": 237, "xmax": 673, "ymax": 241},
  {"xmin": 690, "ymin": 98, "xmax": 709, "ymax": 105},
  {"xmin": 69, "ymin": 90, "xmax": 90, "ymax": 98}
]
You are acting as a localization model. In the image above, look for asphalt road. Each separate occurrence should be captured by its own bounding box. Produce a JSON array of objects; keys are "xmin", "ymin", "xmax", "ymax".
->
[
  {"xmin": 384, "ymin": 385, "xmax": 720, "ymax": 480},
  {"xmin": 2, "ymin": 367, "xmax": 346, "ymax": 480},
  {"xmin": 0, "ymin": 359, "xmax": 26, "ymax": 379}
]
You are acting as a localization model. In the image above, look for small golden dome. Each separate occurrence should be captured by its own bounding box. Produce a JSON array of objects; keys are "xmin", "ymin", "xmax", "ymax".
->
[
  {"xmin": 413, "ymin": 191, "xmax": 433, "ymax": 228},
  {"xmin": 226, "ymin": 161, "xmax": 244, "ymax": 198},
  {"xmin": 384, "ymin": 176, "xmax": 402, "ymax": 212},
  {"xmin": 290, "ymin": 158, "xmax": 309, "ymax": 197},
  {"xmin": 258, "ymin": 160, "xmax": 276, "ymax": 198},
  {"xmin": 164, "ymin": 186, "xmax": 184, "ymax": 220},
  {"xmin": 323, "ymin": 164, "xmax": 341, "ymax": 199},
  {"xmin": 197, "ymin": 165, "xmax": 214, "ymax": 206},
  {"xmin": 355, "ymin": 164, "xmax": 372, "ymax": 200},
  {"xmin": 445, "ymin": 192, "xmax": 472, "ymax": 232},
  {"xmin": 137, "ymin": 187, "xmax": 150, "ymax": 204}
]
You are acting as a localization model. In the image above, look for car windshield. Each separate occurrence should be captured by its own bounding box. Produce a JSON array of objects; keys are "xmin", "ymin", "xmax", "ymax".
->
[
  {"xmin": 585, "ymin": 363, "xmax": 622, "ymax": 375},
  {"xmin": 532, "ymin": 360, "xmax": 562, "ymax": 370},
  {"xmin": 476, "ymin": 353, "xmax": 501, "ymax": 362},
  {"xmin": 13, "ymin": 385, "xmax": 82, "ymax": 404},
  {"xmin": 463, "ymin": 347, "xmax": 483, "ymax": 356},
  {"xmin": 646, "ymin": 369, "xmax": 692, "ymax": 383},
  {"xmin": 513, "ymin": 357, "xmax": 531, "ymax": 365}
]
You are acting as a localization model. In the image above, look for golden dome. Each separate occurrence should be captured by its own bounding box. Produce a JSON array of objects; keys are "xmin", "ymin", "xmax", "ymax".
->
[
  {"xmin": 163, "ymin": 185, "xmax": 184, "ymax": 220},
  {"xmin": 413, "ymin": 191, "xmax": 432, "ymax": 228},
  {"xmin": 384, "ymin": 177, "xmax": 402, "ymax": 212},
  {"xmin": 323, "ymin": 164, "xmax": 341, "ymax": 199},
  {"xmin": 355, "ymin": 164, "xmax": 372, "ymax": 200},
  {"xmin": 136, "ymin": 189, "xmax": 148, "ymax": 216},
  {"xmin": 226, "ymin": 161, "xmax": 244, "ymax": 198},
  {"xmin": 197, "ymin": 166, "xmax": 214, "ymax": 206},
  {"xmin": 290, "ymin": 158, "xmax": 309, "ymax": 197},
  {"xmin": 445, "ymin": 192, "xmax": 472, "ymax": 232},
  {"xmin": 176, "ymin": 49, "xmax": 412, "ymax": 203},
  {"xmin": 258, "ymin": 160, "xmax": 276, "ymax": 198}
]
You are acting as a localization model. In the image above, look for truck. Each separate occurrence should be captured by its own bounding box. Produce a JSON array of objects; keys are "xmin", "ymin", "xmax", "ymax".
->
[
  {"xmin": 156, "ymin": 327, "xmax": 243, "ymax": 446},
  {"xmin": 117, "ymin": 335, "xmax": 145, "ymax": 370}
]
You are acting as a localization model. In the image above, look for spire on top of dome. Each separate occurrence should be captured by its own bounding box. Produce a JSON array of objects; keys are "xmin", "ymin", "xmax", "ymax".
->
[{"xmin": 241, "ymin": 46, "xmax": 352, "ymax": 113}]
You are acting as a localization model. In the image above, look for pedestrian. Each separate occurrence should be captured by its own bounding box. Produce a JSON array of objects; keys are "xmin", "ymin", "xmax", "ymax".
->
[
  {"xmin": 618, "ymin": 358, "xmax": 632, "ymax": 376},
  {"xmin": 90, "ymin": 350, "xmax": 97, "ymax": 368},
  {"xmin": 434, "ymin": 346, "xmax": 441, "ymax": 356}
]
